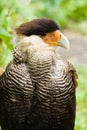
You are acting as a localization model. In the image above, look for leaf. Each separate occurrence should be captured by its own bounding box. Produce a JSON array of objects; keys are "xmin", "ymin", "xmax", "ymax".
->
[
  {"xmin": 0, "ymin": 27, "xmax": 13, "ymax": 49},
  {"xmin": 0, "ymin": 27, "xmax": 12, "ymax": 39}
]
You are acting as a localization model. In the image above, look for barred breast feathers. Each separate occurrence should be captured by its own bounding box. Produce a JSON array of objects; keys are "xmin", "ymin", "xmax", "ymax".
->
[{"xmin": 12, "ymin": 33, "xmax": 78, "ymax": 88}]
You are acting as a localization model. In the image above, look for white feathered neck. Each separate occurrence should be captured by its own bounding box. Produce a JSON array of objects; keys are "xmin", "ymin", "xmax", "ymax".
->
[{"xmin": 13, "ymin": 34, "xmax": 57, "ymax": 53}]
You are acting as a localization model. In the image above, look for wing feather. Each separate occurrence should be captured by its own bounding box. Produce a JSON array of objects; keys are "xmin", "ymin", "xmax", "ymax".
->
[{"xmin": 0, "ymin": 61, "xmax": 34, "ymax": 130}]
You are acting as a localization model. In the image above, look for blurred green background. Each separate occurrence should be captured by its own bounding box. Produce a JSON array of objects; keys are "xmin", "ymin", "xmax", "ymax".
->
[{"xmin": 0, "ymin": 0, "xmax": 87, "ymax": 130}]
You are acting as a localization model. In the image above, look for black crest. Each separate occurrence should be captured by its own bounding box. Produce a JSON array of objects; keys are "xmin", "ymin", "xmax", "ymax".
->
[{"xmin": 16, "ymin": 18, "xmax": 60, "ymax": 36}]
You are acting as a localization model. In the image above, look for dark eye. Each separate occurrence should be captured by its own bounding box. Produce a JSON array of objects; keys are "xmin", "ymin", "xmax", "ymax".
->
[
  {"xmin": 43, "ymin": 33, "xmax": 46, "ymax": 36},
  {"xmin": 40, "ymin": 32, "xmax": 46, "ymax": 36}
]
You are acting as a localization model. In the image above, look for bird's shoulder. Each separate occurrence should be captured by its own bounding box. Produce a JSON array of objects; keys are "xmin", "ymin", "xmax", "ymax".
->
[
  {"xmin": 6, "ymin": 61, "xmax": 29, "ymax": 75},
  {"xmin": 0, "ymin": 61, "xmax": 34, "ymax": 100},
  {"xmin": 52, "ymin": 58, "xmax": 78, "ymax": 87},
  {"xmin": 0, "ymin": 61, "xmax": 31, "ymax": 87}
]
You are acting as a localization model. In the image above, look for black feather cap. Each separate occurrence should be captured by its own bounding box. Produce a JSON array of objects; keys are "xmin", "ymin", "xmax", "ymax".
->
[{"xmin": 16, "ymin": 18, "xmax": 60, "ymax": 36}]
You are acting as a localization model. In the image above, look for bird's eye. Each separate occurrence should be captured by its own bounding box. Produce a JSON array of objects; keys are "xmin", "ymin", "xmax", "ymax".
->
[{"xmin": 41, "ymin": 33, "xmax": 46, "ymax": 36}]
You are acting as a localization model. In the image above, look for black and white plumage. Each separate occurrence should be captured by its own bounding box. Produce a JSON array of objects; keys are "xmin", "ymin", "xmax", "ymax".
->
[{"xmin": 0, "ymin": 18, "xmax": 78, "ymax": 130}]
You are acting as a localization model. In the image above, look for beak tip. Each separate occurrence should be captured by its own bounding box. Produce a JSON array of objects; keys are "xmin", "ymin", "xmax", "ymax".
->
[
  {"xmin": 58, "ymin": 35, "xmax": 70, "ymax": 50},
  {"xmin": 64, "ymin": 39, "xmax": 70, "ymax": 50}
]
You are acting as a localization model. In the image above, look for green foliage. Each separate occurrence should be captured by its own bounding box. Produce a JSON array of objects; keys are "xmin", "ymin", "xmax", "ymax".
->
[
  {"xmin": 29, "ymin": 0, "xmax": 87, "ymax": 27},
  {"xmin": 75, "ymin": 66, "xmax": 87, "ymax": 130},
  {"xmin": 0, "ymin": 0, "xmax": 26, "ymax": 67},
  {"xmin": 0, "ymin": 28, "xmax": 12, "ymax": 49}
]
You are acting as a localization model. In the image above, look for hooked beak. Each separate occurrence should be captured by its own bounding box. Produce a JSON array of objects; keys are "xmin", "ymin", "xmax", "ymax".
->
[{"xmin": 58, "ymin": 31, "xmax": 70, "ymax": 50}]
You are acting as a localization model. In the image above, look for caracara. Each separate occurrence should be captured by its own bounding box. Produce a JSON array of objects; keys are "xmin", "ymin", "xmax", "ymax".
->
[{"xmin": 0, "ymin": 18, "xmax": 78, "ymax": 130}]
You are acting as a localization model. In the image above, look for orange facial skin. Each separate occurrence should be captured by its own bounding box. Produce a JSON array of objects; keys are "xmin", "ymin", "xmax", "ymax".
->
[{"xmin": 41, "ymin": 31, "xmax": 61, "ymax": 46}]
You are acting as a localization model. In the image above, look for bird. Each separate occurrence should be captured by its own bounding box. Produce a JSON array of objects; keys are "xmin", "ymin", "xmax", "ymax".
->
[{"xmin": 0, "ymin": 18, "xmax": 78, "ymax": 130}]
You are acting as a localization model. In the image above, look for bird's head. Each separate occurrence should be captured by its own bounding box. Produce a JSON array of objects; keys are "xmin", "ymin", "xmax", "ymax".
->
[{"xmin": 13, "ymin": 18, "xmax": 70, "ymax": 56}]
